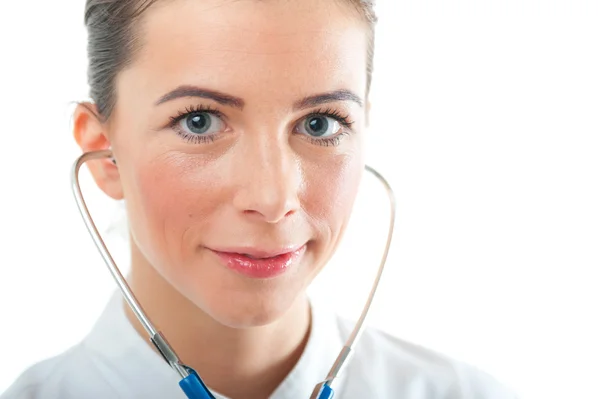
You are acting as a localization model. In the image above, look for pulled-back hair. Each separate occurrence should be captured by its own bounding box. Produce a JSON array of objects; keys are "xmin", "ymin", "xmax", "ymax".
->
[{"xmin": 85, "ymin": 0, "xmax": 377, "ymax": 119}]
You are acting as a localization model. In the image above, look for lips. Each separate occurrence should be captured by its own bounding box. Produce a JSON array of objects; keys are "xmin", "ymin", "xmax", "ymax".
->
[{"xmin": 209, "ymin": 245, "xmax": 307, "ymax": 279}]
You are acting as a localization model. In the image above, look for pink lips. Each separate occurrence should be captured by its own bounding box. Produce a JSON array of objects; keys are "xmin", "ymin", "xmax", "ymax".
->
[{"xmin": 210, "ymin": 245, "xmax": 307, "ymax": 279}]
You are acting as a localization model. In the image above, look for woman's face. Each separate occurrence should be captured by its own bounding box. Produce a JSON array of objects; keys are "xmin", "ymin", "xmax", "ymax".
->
[{"xmin": 108, "ymin": 0, "xmax": 369, "ymax": 327}]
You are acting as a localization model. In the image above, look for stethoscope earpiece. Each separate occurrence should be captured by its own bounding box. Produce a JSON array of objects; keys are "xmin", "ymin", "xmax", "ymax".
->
[{"xmin": 106, "ymin": 147, "xmax": 116, "ymax": 165}]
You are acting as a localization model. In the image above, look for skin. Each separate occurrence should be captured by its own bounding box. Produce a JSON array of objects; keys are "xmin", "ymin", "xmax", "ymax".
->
[{"xmin": 73, "ymin": 0, "xmax": 369, "ymax": 397}]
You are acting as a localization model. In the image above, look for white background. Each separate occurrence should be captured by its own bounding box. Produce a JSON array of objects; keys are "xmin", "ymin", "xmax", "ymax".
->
[{"xmin": 0, "ymin": 1, "xmax": 599, "ymax": 398}]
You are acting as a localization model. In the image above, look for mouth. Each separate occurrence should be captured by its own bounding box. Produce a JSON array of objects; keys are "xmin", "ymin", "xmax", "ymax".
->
[{"xmin": 208, "ymin": 244, "xmax": 307, "ymax": 279}]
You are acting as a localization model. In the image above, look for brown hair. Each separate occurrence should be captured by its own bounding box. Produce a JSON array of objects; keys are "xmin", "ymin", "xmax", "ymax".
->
[{"xmin": 84, "ymin": 0, "xmax": 377, "ymax": 120}]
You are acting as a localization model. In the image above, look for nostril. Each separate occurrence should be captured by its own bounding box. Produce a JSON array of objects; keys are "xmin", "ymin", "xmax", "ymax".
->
[
  {"xmin": 241, "ymin": 208, "xmax": 295, "ymax": 223},
  {"xmin": 243, "ymin": 209, "xmax": 261, "ymax": 216}
]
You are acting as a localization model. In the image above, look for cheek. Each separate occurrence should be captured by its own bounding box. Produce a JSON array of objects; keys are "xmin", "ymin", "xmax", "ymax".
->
[
  {"xmin": 124, "ymin": 155, "xmax": 222, "ymax": 265},
  {"xmin": 302, "ymin": 152, "xmax": 364, "ymax": 245}
]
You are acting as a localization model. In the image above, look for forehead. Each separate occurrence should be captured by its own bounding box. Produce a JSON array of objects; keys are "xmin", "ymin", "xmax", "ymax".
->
[{"xmin": 120, "ymin": 0, "xmax": 368, "ymax": 103}]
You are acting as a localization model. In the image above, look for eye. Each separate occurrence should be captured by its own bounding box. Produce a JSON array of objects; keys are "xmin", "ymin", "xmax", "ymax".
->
[
  {"xmin": 179, "ymin": 111, "xmax": 225, "ymax": 136},
  {"xmin": 297, "ymin": 115, "xmax": 342, "ymax": 138}
]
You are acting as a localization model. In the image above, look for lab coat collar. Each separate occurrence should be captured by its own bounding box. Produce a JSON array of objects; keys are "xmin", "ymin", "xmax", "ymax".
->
[{"xmin": 83, "ymin": 291, "xmax": 346, "ymax": 399}]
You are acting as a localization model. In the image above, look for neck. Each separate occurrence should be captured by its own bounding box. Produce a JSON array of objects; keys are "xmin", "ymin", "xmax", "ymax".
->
[{"xmin": 124, "ymin": 246, "xmax": 311, "ymax": 399}]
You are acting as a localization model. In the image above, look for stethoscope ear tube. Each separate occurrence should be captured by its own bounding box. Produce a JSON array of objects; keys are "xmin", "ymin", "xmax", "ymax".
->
[
  {"xmin": 309, "ymin": 165, "xmax": 396, "ymax": 398},
  {"xmin": 71, "ymin": 150, "xmax": 215, "ymax": 399},
  {"xmin": 72, "ymin": 151, "xmax": 396, "ymax": 399}
]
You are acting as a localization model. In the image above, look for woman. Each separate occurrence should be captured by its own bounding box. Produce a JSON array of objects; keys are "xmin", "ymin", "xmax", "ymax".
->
[{"xmin": 2, "ymin": 0, "xmax": 517, "ymax": 398}]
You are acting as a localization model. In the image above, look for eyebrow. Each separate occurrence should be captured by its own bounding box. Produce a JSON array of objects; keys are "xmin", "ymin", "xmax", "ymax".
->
[
  {"xmin": 293, "ymin": 89, "xmax": 364, "ymax": 110},
  {"xmin": 155, "ymin": 85, "xmax": 245, "ymax": 109},
  {"xmin": 155, "ymin": 85, "xmax": 363, "ymax": 110}
]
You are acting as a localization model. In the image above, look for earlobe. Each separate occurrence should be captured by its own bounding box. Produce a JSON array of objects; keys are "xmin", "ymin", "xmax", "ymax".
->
[{"xmin": 73, "ymin": 103, "xmax": 124, "ymax": 200}]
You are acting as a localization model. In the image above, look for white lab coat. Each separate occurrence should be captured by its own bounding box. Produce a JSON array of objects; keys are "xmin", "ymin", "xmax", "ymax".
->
[{"xmin": 1, "ymin": 292, "xmax": 518, "ymax": 399}]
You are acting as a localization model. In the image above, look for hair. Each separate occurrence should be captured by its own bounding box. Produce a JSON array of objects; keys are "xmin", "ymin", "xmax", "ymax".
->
[{"xmin": 84, "ymin": 0, "xmax": 377, "ymax": 120}]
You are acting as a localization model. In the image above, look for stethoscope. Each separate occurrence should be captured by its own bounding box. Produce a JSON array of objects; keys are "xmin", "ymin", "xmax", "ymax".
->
[{"xmin": 71, "ymin": 149, "xmax": 396, "ymax": 399}]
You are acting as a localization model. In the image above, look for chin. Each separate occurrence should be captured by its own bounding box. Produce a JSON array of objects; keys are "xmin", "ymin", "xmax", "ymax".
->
[
  {"xmin": 177, "ymin": 247, "xmax": 314, "ymax": 328},
  {"xmin": 162, "ymin": 245, "xmax": 316, "ymax": 329},
  {"xmin": 202, "ymin": 288, "xmax": 306, "ymax": 329}
]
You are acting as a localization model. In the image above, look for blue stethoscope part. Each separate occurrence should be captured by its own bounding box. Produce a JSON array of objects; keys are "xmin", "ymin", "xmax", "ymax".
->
[
  {"xmin": 179, "ymin": 370, "xmax": 335, "ymax": 399},
  {"xmin": 179, "ymin": 366, "xmax": 216, "ymax": 399},
  {"xmin": 315, "ymin": 384, "xmax": 335, "ymax": 399},
  {"xmin": 178, "ymin": 367, "xmax": 335, "ymax": 399}
]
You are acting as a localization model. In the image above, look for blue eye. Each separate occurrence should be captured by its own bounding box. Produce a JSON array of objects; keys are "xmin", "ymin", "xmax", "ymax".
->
[
  {"xmin": 179, "ymin": 111, "xmax": 225, "ymax": 135},
  {"xmin": 298, "ymin": 115, "xmax": 342, "ymax": 138}
]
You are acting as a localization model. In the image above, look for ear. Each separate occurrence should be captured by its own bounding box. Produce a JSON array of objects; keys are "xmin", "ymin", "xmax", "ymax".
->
[{"xmin": 73, "ymin": 103, "xmax": 124, "ymax": 200}]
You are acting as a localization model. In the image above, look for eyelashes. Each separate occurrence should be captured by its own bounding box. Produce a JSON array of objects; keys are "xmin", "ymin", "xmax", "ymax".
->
[
  {"xmin": 167, "ymin": 105, "xmax": 225, "ymax": 144},
  {"xmin": 301, "ymin": 107, "xmax": 355, "ymax": 147},
  {"xmin": 166, "ymin": 104, "xmax": 356, "ymax": 146}
]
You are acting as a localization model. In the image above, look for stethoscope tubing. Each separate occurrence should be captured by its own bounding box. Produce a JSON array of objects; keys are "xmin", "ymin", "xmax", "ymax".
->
[{"xmin": 71, "ymin": 150, "xmax": 396, "ymax": 399}]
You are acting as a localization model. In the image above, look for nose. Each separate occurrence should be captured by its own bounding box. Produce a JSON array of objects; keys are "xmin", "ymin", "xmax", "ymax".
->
[{"xmin": 231, "ymin": 137, "xmax": 302, "ymax": 224}]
